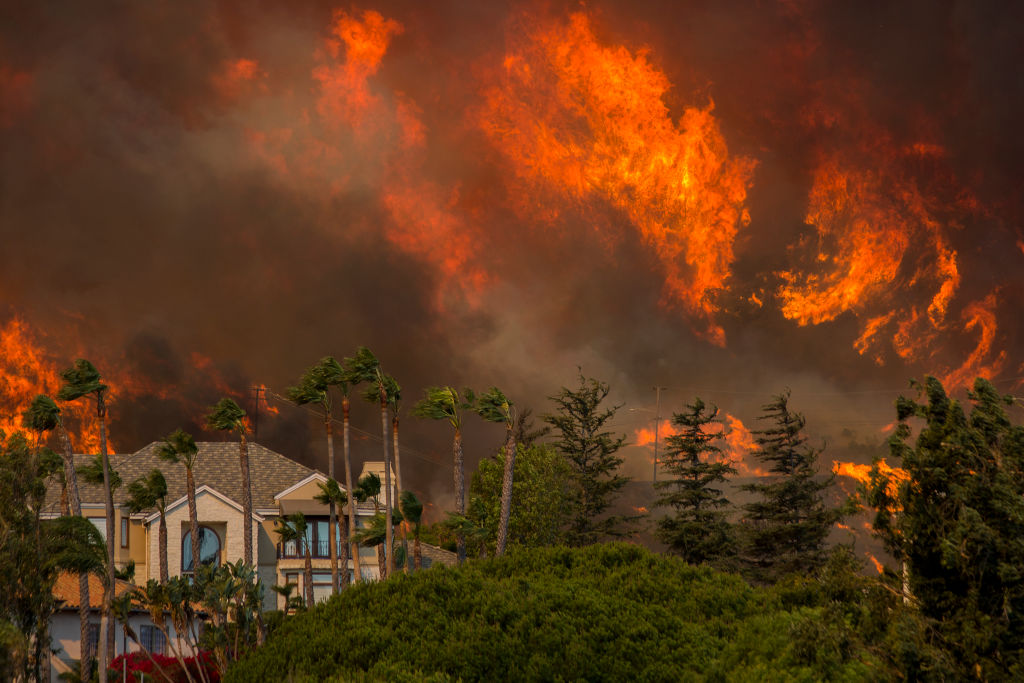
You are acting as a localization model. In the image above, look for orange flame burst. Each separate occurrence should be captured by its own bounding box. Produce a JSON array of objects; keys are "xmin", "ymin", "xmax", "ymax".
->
[
  {"xmin": 0, "ymin": 318, "xmax": 107, "ymax": 451},
  {"xmin": 867, "ymin": 553, "xmax": 884, "ymax": 574},
  {"xmin": 634, "ymin": 413, "xmax": 766, "ymax": 476},
  {"xmin": 480, "ymin": 12, "xmax": 756, "ymax": 344},
  {"xmin": 832, "ymin": 458, "xmax": 908, "ymax": 499}
]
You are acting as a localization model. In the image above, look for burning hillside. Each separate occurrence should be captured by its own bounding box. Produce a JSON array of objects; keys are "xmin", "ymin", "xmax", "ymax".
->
[{"xmin": 0, "ymin": 1, "xmax": 1021, "ymax": 492}]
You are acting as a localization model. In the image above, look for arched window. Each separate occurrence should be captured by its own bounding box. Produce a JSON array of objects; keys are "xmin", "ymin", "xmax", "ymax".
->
[{"xmin": 182, "ymin": 526, "xmax": 221, "ymax": 573}]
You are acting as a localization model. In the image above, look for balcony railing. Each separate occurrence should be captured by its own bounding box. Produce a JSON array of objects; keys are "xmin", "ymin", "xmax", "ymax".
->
[{"xmin": 277, "ymin": 540, "xmax": 330, "ymax": 559}]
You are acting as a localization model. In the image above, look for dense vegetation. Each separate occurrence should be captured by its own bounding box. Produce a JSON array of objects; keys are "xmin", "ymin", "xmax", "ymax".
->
[{"xmin": 227, "ymin": 544, "xmax": 891, "ymax": 682}]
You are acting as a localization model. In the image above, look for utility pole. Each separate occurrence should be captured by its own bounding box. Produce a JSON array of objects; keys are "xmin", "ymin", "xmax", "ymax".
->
[
  {"xmin": 251, "ymin": 385, "xmax": 264, "ymax": 442},
  {"xmin": 652, "ymin": 386, "xmax": 667, "ymax": 484}
]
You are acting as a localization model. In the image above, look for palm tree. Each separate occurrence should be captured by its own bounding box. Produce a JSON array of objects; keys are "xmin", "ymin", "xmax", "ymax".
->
[
  {"xmin": 274, "ymin": 513, "xmax": 313, "ymax": 606},
  {"xmin": 286, "ymin": 357, "xmax": 346, "ymax": 594},
  {"xmin": 354, "ymin": 473, "xmax": 387, "ymax": 576},
  {"xmin": 475, "ymin": 387, "xmax": 517, "ymax": 556},
  {"xmin": 24, "ymin": 395, "xmax": 93, "ymax": 673},
  {"xmin": 125, "ymin": 469, "xmax": 169, "ymax": 582},
  {"xmin": 351, "ymin": 507, "xmax": 403, "ymax": 577},
  {"xmin": 345, "ymin": 347, "xmax": 395, "ymax": 577},
  {"xmin": 413, "ymin": 386, "xmax": 476, "ymax": 564},
  {"xmin": 313, "ymin": 479, "xmax": 349, "ymax": 590},
  {"xmin": 270, "ymin": 582, "xmax": 301, "ymax": 615},
  {"xmin": 335, "ymin": 368, "xmax": 362, "ymax": 584},
  {"xmin": 58, "ymin": 358, "xmax": 115, "ymax": 667},
  {"xmin": 366, "ymin": 374, "xmax": 409, "ymax": 567},
  {"xmin": 205, "ymin": 398, "xmax": 253, "ymax": 566},
  {"xmin": 400, "ymin": 490, "xmax": 424, "ymax": 570},
  {"xmin": 158, "ymin": 429, "xmax": 201, "ymax": 583}
]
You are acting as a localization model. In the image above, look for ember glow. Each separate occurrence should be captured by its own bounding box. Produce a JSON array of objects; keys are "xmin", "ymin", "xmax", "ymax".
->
[{"xmin": 0, "ymin": 2, "xmax": 1021, "ymax": 492}]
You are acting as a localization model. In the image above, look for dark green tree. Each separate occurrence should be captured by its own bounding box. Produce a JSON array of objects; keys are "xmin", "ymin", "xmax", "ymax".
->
[
  {"xmin": 399, "ymin": 490, "xmax": 424, "ymax": 570},
  {"xmin": 655, "ymin": 398, "xmax": 737, "ymax": 566},
  {"xmin": 867, "ymin": 377, "xmax": 1024, "ymax": 678},
  {"xmin": 467, "ymin": 443, "xmax": 572, "ymax": 553},
  {"xmin": 543, "ymin": 372, "xmax": 632, "ymax": 545},
  {"xmin": 740, "ymin": 390, "xmax": 838, "ymax": 583}
]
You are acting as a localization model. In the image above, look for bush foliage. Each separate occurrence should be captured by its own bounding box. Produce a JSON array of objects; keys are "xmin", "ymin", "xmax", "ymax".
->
[{"xmin": 227, "ymin": 544, "xmax": 886, "ymax": 681}]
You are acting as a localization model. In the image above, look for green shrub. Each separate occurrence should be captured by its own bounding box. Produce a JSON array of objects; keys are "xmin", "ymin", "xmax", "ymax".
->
[{"xmin": 227, "ymin": 545, "xmax": 887, "ymax": 681}]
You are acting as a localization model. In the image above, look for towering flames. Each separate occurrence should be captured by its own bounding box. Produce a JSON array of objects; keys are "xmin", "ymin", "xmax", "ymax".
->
[{"xmin": 480, "ymin": 12, "xmax": 756, "ymax": 345}]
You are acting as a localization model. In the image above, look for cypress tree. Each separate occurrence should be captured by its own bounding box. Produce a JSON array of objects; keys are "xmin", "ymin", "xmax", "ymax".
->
[
  {"xmin": 543, "ymin": 372, "xmax": 632, "ymax": 545},
  {"xmin": 868, "ymin": 377, "xmax": 1024, "ymax": 678},
  {"xmin": 656, "ymin": 397, "xmax": 736, "ymax": 566},
  {"xmin": 740, "ymin": 390, "xmax": 837, "ymax": 583}
]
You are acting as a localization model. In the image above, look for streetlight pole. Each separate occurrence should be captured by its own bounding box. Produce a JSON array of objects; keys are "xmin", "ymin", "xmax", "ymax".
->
[{"xmin": 652, "ymin": 386, "xmax": 667, "ymax": 484}]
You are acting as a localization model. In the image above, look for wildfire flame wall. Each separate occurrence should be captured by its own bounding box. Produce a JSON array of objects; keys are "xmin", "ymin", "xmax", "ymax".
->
[{"xmin": 1, "ymin": 1, "xmax": 1021, "ymax": 491}]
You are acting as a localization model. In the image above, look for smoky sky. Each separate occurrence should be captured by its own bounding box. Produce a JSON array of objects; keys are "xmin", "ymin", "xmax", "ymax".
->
[{"xmin": 1, "ymin": 0, "xmax": 1022, "ymax": 504}]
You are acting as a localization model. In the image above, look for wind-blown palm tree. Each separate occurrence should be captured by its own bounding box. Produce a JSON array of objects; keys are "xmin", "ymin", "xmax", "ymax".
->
[
  {"xmin": 413, "ymin": 386, "xmax": 476, "ymax": 564},
  {"xmin": 354, "ymin": 473, "xmax": 388, "ymax": 576},
  {"xmin": 58, "ymin": 358, "xmax": 115, "ymax": 667},
  {"xmin": 475, "ymin": 387, "xmax": 517, "ymax": 556},
  {"xmin": 157, "ymin": 429, "xmax": 201, "ymax": 583},
  {"xmin": 125, "ymin": 469, "xmax": 169, "ymax": 582},
  {"xmin": 345, "ymin": 347, "xmax": 395, "ymax": 577},
  {"xmin": 205, "ymin": 398, "xmax": 253, "ymax": 566},
  {"xmin": 313, "ymin": 479, "xmax": 349, "ymax": 589},
  {"xmin": 23, "ymin": 395, "xmax": 93, "ymax": 672},
  {"xmin": 400, "ymin": 490, "xmax": 424, "ymax": 570},
  {"xmin": 287, "ymin": 357, "xmax": 346, "ymax": 594},
  {"xmin": 351, "ymin": 506, "xmax": 403, "ymax": 578},
  {"xmin": 335, "ymin": 367, "xmax": 362, "ymax": 584},
  {"xmin": 274, "ymin": 513, "xmax": 313, "ymax": 606}
]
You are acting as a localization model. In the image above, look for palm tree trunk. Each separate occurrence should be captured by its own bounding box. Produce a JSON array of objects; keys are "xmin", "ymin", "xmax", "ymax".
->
[
  {"xmin": 326, "ymin": 414, "xmax": 339, "ymax": 595},
  {"xmin": 60, "ymin": 426, "xmax": 92, "ymax": 672},
  {"xmin": 186, "ymin": 467, "xmax": 200, "ymax": 579},
  {"xmin": 496, "ymin": 426, "xmax": 517, "ymax": 556},
  {"xmin": 454, "ymin": 428, "xmax": 466, "ymax": 564},
  {"xmin": 381, "ymin": 395, "xmax": 393, "ymax": 578},
  {"xmin": 413, "ymin": 533, "xmax": 422, "ymax": 571},
  {"xmin": 239, "ymin": 431, "xmax": 253, "ymax": 566},
  {"xmin": 159, "ymin": 511, "xmax": 169, "ymax": 582},
  {"xmin": 342, "ymin": 397, "xmax": 361, "ymax": 583},
  {"xmin": 97, "ymin": 392, "xmax": 115, "ymax": 669},
  {"xmin": 338, "ymin": 510, "xmax": 349, "ymax": 589},
  {"xmin": 304, "ymin": 539, "xmax": 314, "ymax": 606},
  {"xmin": 393, "ymin": 416, "xmax": 409, "ymax": 573},
  {"xmin": 376, "ymin": 544, "xmax": 386, "ymax": 579}
]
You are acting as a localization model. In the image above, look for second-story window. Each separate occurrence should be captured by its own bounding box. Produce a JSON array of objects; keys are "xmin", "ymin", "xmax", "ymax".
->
[{"xmin": 120, "ymin": 518, "xmax": 129, "ymax": 549}]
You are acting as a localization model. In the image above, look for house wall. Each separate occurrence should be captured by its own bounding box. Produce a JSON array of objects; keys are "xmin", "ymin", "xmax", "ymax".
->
[
  {"xmin": 149, "ymin": 490, "xmax": 260, "ymax": 580},
  {"xmin": 49, "ymin": 611, "xmax": 196, "ymax": 683}
]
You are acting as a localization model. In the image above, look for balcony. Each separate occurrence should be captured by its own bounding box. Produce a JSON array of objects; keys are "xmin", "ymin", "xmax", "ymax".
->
[{"xmin": 277, "ymin": 540, "xmax": 330, "ymax": 560}]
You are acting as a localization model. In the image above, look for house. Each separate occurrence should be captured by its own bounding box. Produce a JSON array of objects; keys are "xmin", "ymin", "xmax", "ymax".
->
[
  {"xmin": 48, "ymin": 572, "xmax": 198, "ymax": 682},
  {"xmin": 42, "ymin": 441, "xmax": 454, "ymax": 611}
]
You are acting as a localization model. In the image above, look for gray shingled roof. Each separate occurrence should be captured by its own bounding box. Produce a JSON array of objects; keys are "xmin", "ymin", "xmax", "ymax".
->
[{"xmin": 43, "ymin": 441, "xmax": 318, "ymax": 514}]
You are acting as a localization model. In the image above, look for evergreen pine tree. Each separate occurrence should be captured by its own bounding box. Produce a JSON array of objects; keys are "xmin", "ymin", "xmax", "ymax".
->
[
  {"xmin": 655, "ymin": 397, "xmax": 736, "ymax": 566},
  {"xmin": 740, "ymin": 390, "xmax": 837, "ymax": 583},
  {"xmin": 543, "ymin": 371, "xmax": 633, "ymax": 545}
]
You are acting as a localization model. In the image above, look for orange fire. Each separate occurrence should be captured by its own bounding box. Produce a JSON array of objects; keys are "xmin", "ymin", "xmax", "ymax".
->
[
  {"xmin": 480, "ymin": 12, "xmax": 756, "ymax": 344},
  {"xmin": 832, "ymin": 458, "xmax": 908, "ymax": 499},
  {"xmin": 634, "ymin": 412, "xmax": 766, "ymax": 476},
  {"xmin": 0, "ymin": 317, "xmax": 106, "ymax": 452},
  {"xmin": 867, "ymin": 554, "xmax": 884, "ymax": 574}
]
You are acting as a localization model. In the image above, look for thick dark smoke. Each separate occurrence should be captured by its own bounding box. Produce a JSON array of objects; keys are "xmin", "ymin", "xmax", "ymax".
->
[{"xmin": 1, "ymin": 0, "xmax": 1022, "ymax": 511}]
